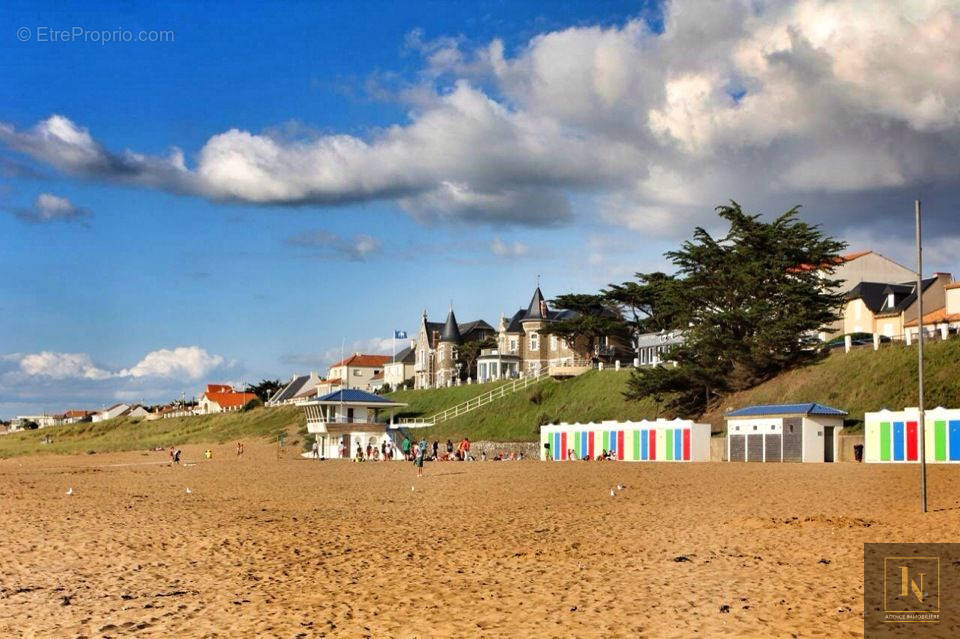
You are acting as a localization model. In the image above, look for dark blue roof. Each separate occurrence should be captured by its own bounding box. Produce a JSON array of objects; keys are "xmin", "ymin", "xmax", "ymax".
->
[
  {"xmin": 725, "ymin": 403, "xmax": 847, "ymax": 417},
  {"xmin": 317, "ymin": 389, "xmax": 396, "ymax": 404}
]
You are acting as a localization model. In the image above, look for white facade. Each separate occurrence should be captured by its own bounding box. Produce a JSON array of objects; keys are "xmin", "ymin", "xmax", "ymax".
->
[
  {"xmin": 383, "ymin": 360, "xmax": 414, "ymax": 388},
  {"xmin": 726, "ymin": 414, "xmax": 843, "ymax": 462},
  {"xmin": 92, "ymin": 404, "xmax": 130, "ymax": 423}
]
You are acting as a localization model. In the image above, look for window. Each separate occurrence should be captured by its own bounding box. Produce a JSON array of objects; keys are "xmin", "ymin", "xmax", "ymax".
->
[
  {"xmin": 509, "ymin": 337, "xmax": 517, "ymax": 353},
  {"xmin": 529, "ymin": 331, "xmax": 539, "ymax": 351},
  {"xmin": 753, "ymin": 425, "xmax": 758, "ymax": 431},
  {"xmin": 550, "ymin": 334, "xmax": 558, "ymax": 351},
  {"xmin": 353, "ymin": 369, "xmax": 362, "ymax": 376}
]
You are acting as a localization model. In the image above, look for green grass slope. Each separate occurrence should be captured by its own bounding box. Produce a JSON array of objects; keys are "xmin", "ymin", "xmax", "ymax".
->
[
  {"xmin": 386, "ymin": 370, "xmax": 660, "ymax": 442},
  {"xmin": 0, "ymin": 406, "xmax": 303, "ymax": 458},
  {"xmin": 704, "ymin": 339, "xmax": 960, "ymax": 431}
]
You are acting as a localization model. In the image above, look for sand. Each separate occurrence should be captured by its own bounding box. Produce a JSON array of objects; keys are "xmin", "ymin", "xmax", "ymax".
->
[{"xmin": 1, "ymin": 443, "xmax": 959, "ymax": 638}]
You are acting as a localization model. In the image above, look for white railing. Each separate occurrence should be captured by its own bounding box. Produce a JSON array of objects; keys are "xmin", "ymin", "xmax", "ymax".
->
[{"xmin": 397, "ymin": 370, "xmax": 549, "ymax": 426}]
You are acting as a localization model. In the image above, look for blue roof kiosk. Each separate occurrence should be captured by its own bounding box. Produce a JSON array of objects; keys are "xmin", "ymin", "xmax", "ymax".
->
[
  {"xmin": 725, "ymin": 403, "xmax": 847, "ymax": 462},
  {"xmin": 301, "ymin": 389, "xmax": 407, "ymax": 460}
]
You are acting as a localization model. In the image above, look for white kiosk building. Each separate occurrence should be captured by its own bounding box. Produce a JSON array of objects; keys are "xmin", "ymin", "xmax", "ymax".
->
[{"xmin": 301, "ymin": 389, "xmax": 407, "ymax": 459}]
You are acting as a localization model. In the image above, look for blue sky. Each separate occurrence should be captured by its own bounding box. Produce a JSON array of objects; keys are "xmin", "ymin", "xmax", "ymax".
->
[{"xmin": 2, "ymin": 0, "xmax": 959, "ymax": 417}]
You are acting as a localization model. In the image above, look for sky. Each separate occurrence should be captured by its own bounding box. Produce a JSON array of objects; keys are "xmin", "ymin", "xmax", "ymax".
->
[{"xmin": 2, "ymin": 0, "xmax": 960, "ymax": 418}]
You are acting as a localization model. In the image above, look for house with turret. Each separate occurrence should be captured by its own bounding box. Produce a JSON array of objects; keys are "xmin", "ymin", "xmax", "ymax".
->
[
  {"xmin": 414, "ymin": 286, "xmax": 630, "ymax": 388},
  {"xmin": 413, "ymin": 310, "xmax": 495, "ymax": 389}
]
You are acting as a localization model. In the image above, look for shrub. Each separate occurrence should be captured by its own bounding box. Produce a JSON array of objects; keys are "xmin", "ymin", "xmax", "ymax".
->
[{"xmin": 242, "ymin": 398, "xmax": 264, "ymax": 412}]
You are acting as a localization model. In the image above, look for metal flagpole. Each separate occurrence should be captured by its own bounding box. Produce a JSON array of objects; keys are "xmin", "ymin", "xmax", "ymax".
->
[{"xmin": 916, "ymin": 199, "xmax": 927, "ymax": 513}]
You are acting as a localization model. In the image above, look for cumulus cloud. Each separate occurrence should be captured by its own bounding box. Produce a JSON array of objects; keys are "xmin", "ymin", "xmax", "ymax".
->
[
  {"xmin": 19, "ymin": 351, "xmax": 113, "ymax": 380},
  {"xmin": 119, "ymin": 346, "xmax": 225, "ymax": 379},
  {"xmin": 1, "ymin": 1, "xmax": 959, "ymax": 235},
  {"xmin": 10, "ymin": 193, "xmax": 92, "ymax": 224},
  {"xmin": 11, "ymin": 346, "xmax": 224, "ymax": 381},
  {"xmin": 284, "ymin": 229, "xmax": 382, "ymax": 261}
]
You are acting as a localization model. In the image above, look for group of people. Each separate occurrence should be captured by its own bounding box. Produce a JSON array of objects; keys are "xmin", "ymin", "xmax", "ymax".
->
[
  {"xmin": 566, "ymin": 447, "xmax": 617, "ymax": 461},
  {"xmin": 395, "ymin": 437, "xmax": 474, "ymax": 462},
  {"xmin": 334, "ymin": 438, "xmax": 398, "ymax": 462}
]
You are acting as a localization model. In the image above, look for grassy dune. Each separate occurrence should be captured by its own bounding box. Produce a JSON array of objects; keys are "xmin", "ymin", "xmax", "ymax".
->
[
  {"xmin": 0, "ymin": 406, "xmax": 303, "ymax": 458},
  {"xmin": 4, "ymin": 338, "xmax": 959, "ymax": 457}
]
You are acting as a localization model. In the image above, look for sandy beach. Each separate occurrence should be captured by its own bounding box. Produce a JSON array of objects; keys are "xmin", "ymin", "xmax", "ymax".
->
[{"xmin": 1, "ymin": 443, "xmax": 958, "ymax": 638}]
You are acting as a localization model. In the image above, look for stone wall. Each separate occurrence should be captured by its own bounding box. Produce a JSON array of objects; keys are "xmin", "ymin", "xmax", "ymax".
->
[{"xmin": 471, "ymin": 440, "xmax": 541, "ymax": 459}]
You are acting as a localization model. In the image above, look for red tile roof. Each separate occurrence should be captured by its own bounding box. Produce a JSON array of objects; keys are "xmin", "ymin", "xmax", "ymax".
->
[
  {"xmin": 65, "ymin": 410, "xmax": 92, "ymax": 418},
  {"xmin": 205, "ymin": 391, "xmax": 257, "ymax": 408},
  {"xmin": 945, "ymin": 282, "xmax": 960, "ymax": 290},
  {"xmin": 206, "ymin": 384, "xmax": 233, "ymax": 394},
  {"xmin": 789, "ymin": 251, "xmax": 872, "ymax": 273},
  {"xmin": 904, "ymin": 307, "xmax": 960, "ymax": 327},
  {"xmin": 330, "ymin": 354, "xmax": 392, "ymax": 368}
]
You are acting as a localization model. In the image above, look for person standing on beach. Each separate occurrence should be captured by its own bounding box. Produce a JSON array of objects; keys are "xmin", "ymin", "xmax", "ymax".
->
[
  {"xmin": 414, "ymin": 441, "xmax": 425, "ymax": 477},
  {"xmin": 401, "ymin": 436, "xmax": 411, "ymax": 460},
  {"xmin": 446, "ymin": 439, "xmax": 453, "ymax": 458},
  {"xmin": 338, "ymin": 441, "xmax": 346, "ymax": 459},
  {"xmin": 432, "ymin": 440, "xmax": 439, "ymax": 460},
  {"xmin": 312, "ymin": 440, "xmax": 320, "ymax": 459},
  {"xmin": 463, "ymin": 437, "xmax": 471, "ymax": 461}
]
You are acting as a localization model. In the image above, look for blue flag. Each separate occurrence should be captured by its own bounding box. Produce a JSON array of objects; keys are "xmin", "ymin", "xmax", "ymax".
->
[{"xmin": 394, "ymin": 330, "xmax": 407, "ymax": 339}]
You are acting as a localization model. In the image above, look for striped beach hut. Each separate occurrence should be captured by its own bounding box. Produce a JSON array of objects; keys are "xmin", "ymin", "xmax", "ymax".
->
[
  {"xmin": 539, "ymin": 419, "xmax": 711, "ymax": 462},
  {"xmin": 725, "ymin": 403, "xmax": 847, "ymax": 463},
  {"xmin": 864, "ymin": 407, "xmax": 960, "ymax": 463}
]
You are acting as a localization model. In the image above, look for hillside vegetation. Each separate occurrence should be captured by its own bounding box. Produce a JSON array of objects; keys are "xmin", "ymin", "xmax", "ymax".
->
[
  {"xmin": 3, "ymin": 339, "xmax": 959, "ymax": 457},
  {"xmin": 387, "ymin": 339, "xmax": 960, "ymax": 441},
  {"xmin": 0, "ymin": 406, "xmax": 303, "ymax": 458}
]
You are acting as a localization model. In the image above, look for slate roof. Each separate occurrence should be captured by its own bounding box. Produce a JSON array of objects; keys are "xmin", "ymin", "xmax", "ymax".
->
[
  {"xmin": 524, "ymin": 287, "xmax": 547, "ymax": 320},
  {"xmin": 441, "ymin": 309, "xmax": 462, "ymax": 343},
  {"xmin": 875, "ymin": 278, "xmax": 939, "ymax": 317},
  {"xmin": 391, "ymin": 346, "xmax": 415, "ymax": 364},
  {"xmin": 271, "ymin": 374, "xmax": 311, "ymax": 404},
  {"xmin": 726, "ymin": 403, "xmax": 848, "ymax": 417},
  {"xmin": 845, "ymin": 281, "xmax": 916, "ymax": 314}
]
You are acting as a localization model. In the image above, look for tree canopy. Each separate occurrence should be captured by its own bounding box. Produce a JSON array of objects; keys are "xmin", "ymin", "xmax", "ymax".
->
[
  {"xmin": 245, "ymin": 379, "xmax": 283, "ymax": 403},
  {"xmin": 539, "ymin": 294, "xmax": 628, "ymax": 361},
  {"xmin": 624, "ymin": 202, "xmax": 847, "ymax": 416}
]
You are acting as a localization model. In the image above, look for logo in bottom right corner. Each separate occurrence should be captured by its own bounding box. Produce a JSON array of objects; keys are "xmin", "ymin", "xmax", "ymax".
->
[{"xmin": 884, "ymin": 555, "xmax": 941, "ymax": 623}]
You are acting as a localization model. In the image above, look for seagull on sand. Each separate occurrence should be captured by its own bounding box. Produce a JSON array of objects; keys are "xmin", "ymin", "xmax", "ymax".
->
[
  {"xmin": 65, "ymin": 487, "xmax": 74, "ymax": 496},
  {"xmin": 617, "ymin": 483, "xmax": 625, "ymax": 491},
  {"xmin": 185, "ymin": 488, "xmax": 192, "ymax": 494},
  {"xmin": 610, "ymin": 488, "xmax": 616, "ymax": 497}
]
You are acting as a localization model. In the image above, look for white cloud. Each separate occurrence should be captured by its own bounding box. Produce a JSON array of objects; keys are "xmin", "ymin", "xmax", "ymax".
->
[
  {"xmin": 1, "ymin": 1, "xmax": 959, "ymax": 236},
  {"xmin": 12, "ymin": 346, "xmax": 224, "ymax": 381},
  {"xmin": 19, "ymin": 351, "xmax": 113, "ymax": 380},
  {"xmin": 11, "ymin": 192, "xmax": 92, "ymax": 224},
  {"xmin": 120, "ymin": 346, "xmax": 225, "ymax": 379}
]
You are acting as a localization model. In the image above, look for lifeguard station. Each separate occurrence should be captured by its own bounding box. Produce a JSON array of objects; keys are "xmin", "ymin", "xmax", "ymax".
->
[{"xmin": 300, "ymin": 389, "xmax": 407, "ymax": 459}]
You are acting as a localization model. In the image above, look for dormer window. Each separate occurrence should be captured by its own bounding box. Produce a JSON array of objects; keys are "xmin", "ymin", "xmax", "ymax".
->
[{"xmin": 887, "ymin": 292, "xmax": 895, "ymax": 308}]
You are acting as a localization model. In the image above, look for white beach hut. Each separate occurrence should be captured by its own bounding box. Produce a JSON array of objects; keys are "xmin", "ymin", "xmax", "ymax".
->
[{"xmin": 725, "ymin": 403, "xmax": 847, "ymax": 462}]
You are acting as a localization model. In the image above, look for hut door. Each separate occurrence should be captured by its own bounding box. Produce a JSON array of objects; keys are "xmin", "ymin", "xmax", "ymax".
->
[
  {"xmin": 729, "ymin": 434, "xmax": 745, "ymax": 462},
  {"xmin": 782, "ymin": 418, "xmax": 803, "ymax": 462},
  {"xmin": 824, "ymin": 426, "xmax": 835, "ymax": 462}
]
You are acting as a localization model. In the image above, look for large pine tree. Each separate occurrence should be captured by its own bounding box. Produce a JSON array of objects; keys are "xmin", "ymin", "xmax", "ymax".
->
[{"xmin": 623, "ymin": 202, "xmax": 847, "ymax": 416}]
